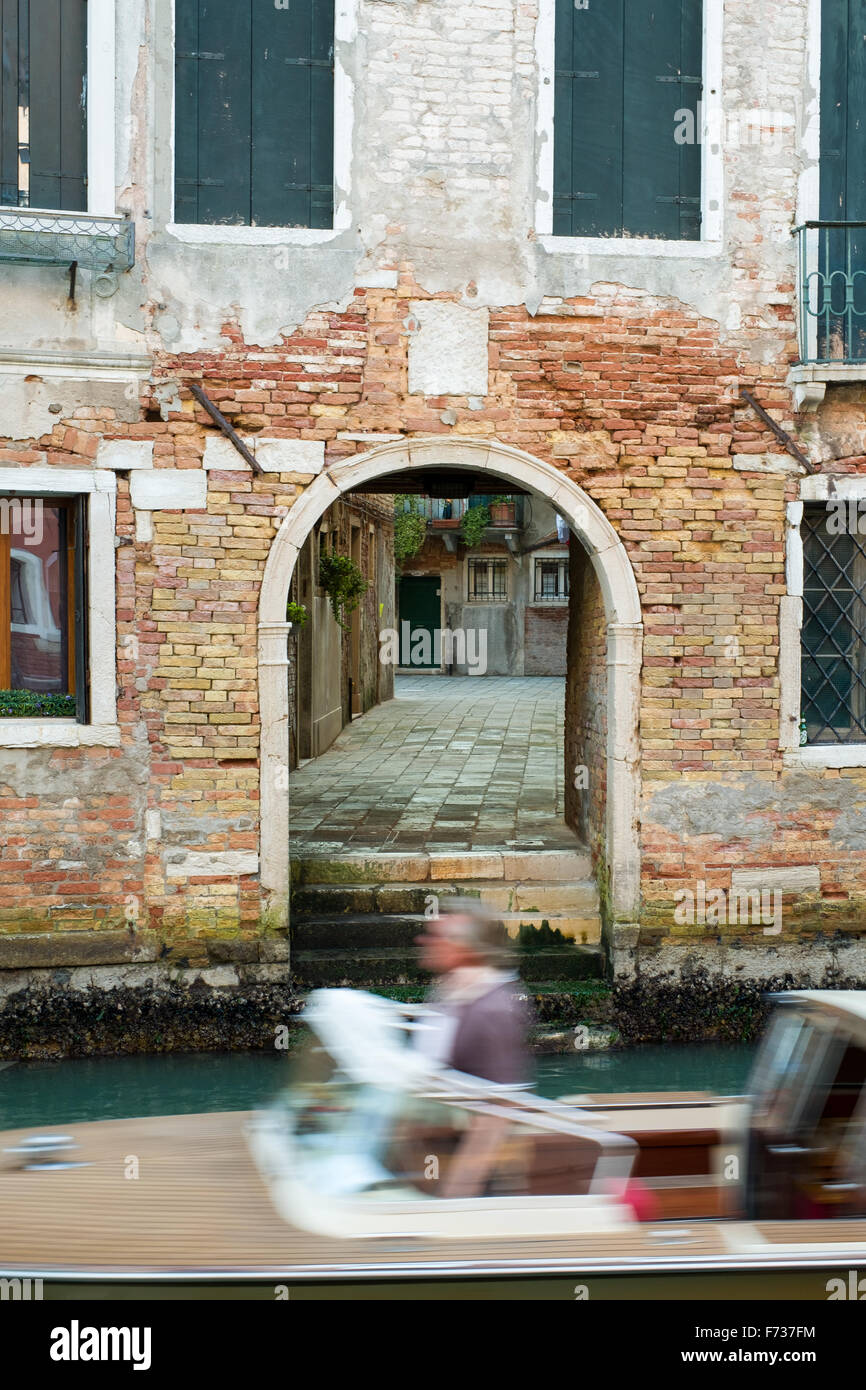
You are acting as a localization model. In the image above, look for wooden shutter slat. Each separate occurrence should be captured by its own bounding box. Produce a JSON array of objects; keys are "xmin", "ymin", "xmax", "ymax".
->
[
  {"xmin": 28, "ymin": 0, "xmax": 86, "ymax": 210},
  {"xmin": 309, "ymin": 0, "xmax": 335, "ymax": 229},
  {"xmin": 0, "ymin": 0, "xmax": 20, "ymax": 205},
  {"xmin": 252, "ymin": 0, "xmax": 311, "ymax": 226},
  {"xmin": 196, "ymin": 0, "xmax": 252, "ymax": 224},
  {"xmin": 174, "ymin": 0, "xmax": 252, "ymax": 225},
  {"xmin": 173, "ymin": 0, "xmax": 201, "ymax": 222},
  {"xmin": 677, "ymin": 0, "xmax": 703, "ymax": 240},
  {"xmin": 624, "ymin": 0, "xmax": 701, "ymax": 240},
  {"xmin": 554, "ymin": 0, "xmax": 624, "ymax": 237}
]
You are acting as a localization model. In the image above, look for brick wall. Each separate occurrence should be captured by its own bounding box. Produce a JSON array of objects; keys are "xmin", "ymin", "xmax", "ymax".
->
[
  {"xmin": 524, "ymin": 605, "xmax": 567, "ymax": 676},
  {"xmin": 1, "ymin": 273, "xmax": 865, "ymax": 972}
]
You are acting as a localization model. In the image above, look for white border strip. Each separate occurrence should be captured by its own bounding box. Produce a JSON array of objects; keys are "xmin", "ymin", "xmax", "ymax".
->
[
  {"xmin": 782, "ymin": 480, "xmax": 866, "ymax": 765},
  {"xmin": 86, "ymin": 0, "xmax": 117, "ymax": 216},
  {"xmin": 0, "ymin": 468, "xmax": 118, "ymax": 746}
]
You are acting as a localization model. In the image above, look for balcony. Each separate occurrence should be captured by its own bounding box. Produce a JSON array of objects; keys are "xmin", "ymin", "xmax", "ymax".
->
[
  {"xmin": 790, "ymin": 222, "xmax": 866, "ymax": 410},
  {"xmin": 402, "ymin": 496, "xmax": 523, "ymax": 529},
  {"xmin": 0, "ymin": 208, "xmax": 135, "ymax": 275}
]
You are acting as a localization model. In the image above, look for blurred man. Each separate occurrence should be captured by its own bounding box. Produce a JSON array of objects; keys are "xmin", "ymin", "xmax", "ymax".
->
[
  {"xmin": 414, "ymin": 897, "xmax": 532, "ymax": 1086},
  {"xmin": 413, "ymin": 899, "xmax": 533, "ymax": 1197}
]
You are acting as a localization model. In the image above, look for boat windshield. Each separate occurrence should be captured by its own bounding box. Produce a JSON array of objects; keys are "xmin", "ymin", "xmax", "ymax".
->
[{"xmin": 277, "ymin": 1038, "xmax": 631, "ymax": 1201}]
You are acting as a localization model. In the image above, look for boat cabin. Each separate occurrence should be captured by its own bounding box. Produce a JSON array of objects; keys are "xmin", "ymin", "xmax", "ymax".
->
[{"xmin": 743, "ymin": 991, "xmax": 866, "ymax": 1221}]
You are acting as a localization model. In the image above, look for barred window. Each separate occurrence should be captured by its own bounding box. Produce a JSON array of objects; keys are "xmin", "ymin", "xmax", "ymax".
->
[
  {"xmin": 534, "ymin": 558, "xmax": 569, "ymax": 602},
  {"xmin": 801, "ymin": 503, "xmax": 866, "ymax": 744},
  {"xmin": 468, "ymin": 558, "xmax": 508, "ymax": 602}
]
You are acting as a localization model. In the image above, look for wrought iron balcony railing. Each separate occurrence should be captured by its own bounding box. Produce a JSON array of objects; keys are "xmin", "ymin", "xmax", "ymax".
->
[
  {"xmin": 794, "ymin": 221, "xmax": 866, "ymax": 364},
  {"xmin": 0, "ymin": 208, "xmax": 135, "ymax": 274}
]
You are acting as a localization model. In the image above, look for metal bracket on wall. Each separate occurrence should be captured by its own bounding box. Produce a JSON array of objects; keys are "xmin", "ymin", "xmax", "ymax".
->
[
  {"xmin": 188, "ymin": 383, "xmax": 265, "ymax": 476},
  {"xmin": 739, "ymin": 388, "xmax": 816, "ymax": 474}
]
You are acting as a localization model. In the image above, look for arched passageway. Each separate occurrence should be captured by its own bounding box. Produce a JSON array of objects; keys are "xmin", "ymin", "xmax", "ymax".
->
[{"xmin": 258, "ymin": 438, "xmax": 642, "ymax": 946}]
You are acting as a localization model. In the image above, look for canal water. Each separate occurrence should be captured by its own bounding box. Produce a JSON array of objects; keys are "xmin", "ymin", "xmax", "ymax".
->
[{"xmin": 0, "ymin": 1043, "xmax": 755, "ymax": 1131}]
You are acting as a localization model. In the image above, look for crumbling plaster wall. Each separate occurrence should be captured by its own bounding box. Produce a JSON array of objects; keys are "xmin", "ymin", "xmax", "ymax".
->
[{"xmin": 0, "ymin": 0, "xmax": 817, "ymax": 365}]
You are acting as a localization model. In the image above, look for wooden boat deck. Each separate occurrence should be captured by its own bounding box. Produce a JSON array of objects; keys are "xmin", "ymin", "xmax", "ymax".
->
[{"xmin": 0, "ymin": 1112, "xmax": 862, "ymax": 1280}]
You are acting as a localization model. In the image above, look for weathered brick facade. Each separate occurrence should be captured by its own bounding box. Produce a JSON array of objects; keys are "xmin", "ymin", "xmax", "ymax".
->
[{"xmin": 1, "ymin": 0, "xmax": 865, "ymax": 996}]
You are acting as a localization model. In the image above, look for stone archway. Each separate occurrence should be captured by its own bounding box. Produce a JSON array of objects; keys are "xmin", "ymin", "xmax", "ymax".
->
[{"xmin": 258, "ymin": 437, "xmax": 643, "ymax": 949}]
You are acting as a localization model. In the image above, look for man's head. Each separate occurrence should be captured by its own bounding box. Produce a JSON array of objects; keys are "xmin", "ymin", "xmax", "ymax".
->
[{"xmin": 416, "ymin": 897, "xmax": 512, "ymax": 976}]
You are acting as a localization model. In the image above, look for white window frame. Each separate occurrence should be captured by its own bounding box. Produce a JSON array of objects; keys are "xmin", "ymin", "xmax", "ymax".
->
[
  {"xmin": 535, "ymin": 0, "xmax": 723, "ymax": 255},
  {"xmin": 781, "ymin": 476, "xmax": 866, "ymax": 768},
  {"xmin": 5, "ymin": 0, "xmax": 116, "ymax": 217},
  {"xmin": 0, "ymin": 469, "xmax": 118, "ymax": 748},
  {"xmin": 165, "ymin": 0, "xmax": 354, "ymax": 245},
  {"xmin": 532, "ymin": 551, "xmax": 569, "ymax": 605}
]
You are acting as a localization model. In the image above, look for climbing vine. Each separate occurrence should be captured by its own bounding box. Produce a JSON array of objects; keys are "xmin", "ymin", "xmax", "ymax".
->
[
  {"xmin": 393, "ymin": 495, "xmax": 428, "ymax": 568},
  {"xmin": 460, "ymin": 502, "xmax": 490, "ymax": 549},
  {"xmin": 319, "ymin": 551, "xmax": 369, "ymax": 630}
]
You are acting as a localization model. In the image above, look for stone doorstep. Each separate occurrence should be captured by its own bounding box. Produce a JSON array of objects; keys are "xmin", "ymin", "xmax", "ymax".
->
[
  {"xmin": 293, "ymin": 879, "xmax": 598, "ymax": 912},
  {"xmin": 0, "ymin": 932, "xmax": 290, "ymax": 974},
  {"xmin": 293, "ymin": 847, "xmax": 592, "ymax": 884}
]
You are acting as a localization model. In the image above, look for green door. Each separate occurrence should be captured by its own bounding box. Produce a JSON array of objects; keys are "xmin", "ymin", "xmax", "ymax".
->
[
  {"xmin": 819, "ymin": 0, "xmax": 866, "ymax": 358},
  {"xmin": 397, "ymin": 577, "xmax": 440, "ymax": 670}
]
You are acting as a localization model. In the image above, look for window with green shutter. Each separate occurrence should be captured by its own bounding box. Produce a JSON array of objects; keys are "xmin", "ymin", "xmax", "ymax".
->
[
  {"xmin": 174, "ymin": 0, "xmax": 335, "ymax": 228},
  {"xmin": 0, "ymin": 0, "xmax": 87, "ymax": 210},
  {"xmin": 553, "ymin": 0, "xmax": 702, "ymax": 240}
]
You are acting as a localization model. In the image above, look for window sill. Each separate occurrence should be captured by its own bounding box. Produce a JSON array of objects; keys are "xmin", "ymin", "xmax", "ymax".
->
[
  {"xmin": 538, "ymin": 235, "xmax": 723, "ymax": 259},
  {"xmin": 0, "ymin": 719, "xmax": 121, "ymax": 748},
  {"xmin": 165, "ymin": 223, "xmax": 341, "ymax": 247},
  {"xmin": 788, "ymin": 363, "xmax": 866, "ymax": 413},
  {"xmin": 783, "ymin": 745, "xmax": 866, "ymax": 769}
]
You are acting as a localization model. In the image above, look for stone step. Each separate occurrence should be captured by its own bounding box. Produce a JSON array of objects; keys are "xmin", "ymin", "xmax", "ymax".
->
[
  {"xmin": 291, "ymin": 847, "xmax": 592, "ymax": 886},
  {"xmin": 291, "ymin": 879, "xmax": 599, "ymax": 919},
  {"xmin": 293, "ymin": 910, "xmax": 600, "ymax": 949},
  {"xmin": 292, "ymin": 945, "xmax": 604, "ymax": 988}
]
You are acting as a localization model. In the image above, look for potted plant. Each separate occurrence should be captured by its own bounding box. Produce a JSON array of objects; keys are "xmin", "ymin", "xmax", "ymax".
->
[
  {"xmin": 489, "ymin": 494, "xmax": 515, "ymax": 526},
  {"xmin": 286, "ymin": 601, "xmax": 308, "ymax": 629}
]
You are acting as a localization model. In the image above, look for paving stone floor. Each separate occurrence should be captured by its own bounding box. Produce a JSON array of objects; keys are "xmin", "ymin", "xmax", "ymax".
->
[{"xmin": 290, "ymin": 675, "xmax": 576, "ymax": 855}]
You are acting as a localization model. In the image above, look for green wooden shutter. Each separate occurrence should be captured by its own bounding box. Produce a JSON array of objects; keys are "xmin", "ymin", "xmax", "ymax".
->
[
  {"xmin": 0, "ymin": 0, "xmax": 86, "ymax": 210},
  {"xmin": 553, "ymin": 0, "xmax": 701, "ymax": 239},
  {"xmin": 553, "ymin": 0, "xmax": 623, "ymax": 236},
  {"xmin": 253, "ymin": 0, "xmax": 334, "ymax": 228},
  {"xmin": 0, "ymin": 0, "xmax": 20, "ymax": 204},
  {"xmin": 175, "ymin": 0, "xmax": 253, "ymax": 225},
  {"xmin": 819, "ymin": 1, "xmax": 866, "ymax": 359},
  {"xmin": 820, "ymin": 0, "xmax": 866, "ymax": 221},
  {"xmin": 175, "ymin": 0, "xmax": 334, "ymax": 228}
]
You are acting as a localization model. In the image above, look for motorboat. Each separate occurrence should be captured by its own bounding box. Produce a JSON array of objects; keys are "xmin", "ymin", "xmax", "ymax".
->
[{"xmin": 0, "ymin": 987, "xmax": 864, "ymax": 1298}]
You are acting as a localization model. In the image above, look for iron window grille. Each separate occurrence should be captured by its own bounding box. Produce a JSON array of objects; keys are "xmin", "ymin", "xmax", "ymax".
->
[
  {"xmin": 468, "ymin": 558, "xmax": 508, "ymax": 602},
  {"xmin": 794, "ymin": 223, "xmax": 866, "ymax": 364},
  {"xmin": 801, "ymin": 503, "xmax": 866, "ymax": 743},
  {"xmin": 0, "ymin": 209, "xmax": 135, "ymax": 272},
  {"xmin": 534, "ymin": 558, "xmax": 569, "ymax": 602}
]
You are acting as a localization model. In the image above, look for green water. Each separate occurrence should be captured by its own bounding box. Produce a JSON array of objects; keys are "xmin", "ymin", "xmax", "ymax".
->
[{"xmin": 0, "ymin": 1043, "xmax": 754, "ymax": 1132}]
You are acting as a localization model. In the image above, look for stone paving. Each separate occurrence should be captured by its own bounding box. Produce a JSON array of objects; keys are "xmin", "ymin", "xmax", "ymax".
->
[{"xmin": 289, "ymin": 675, "xmax": 577, "ymax": 856}]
